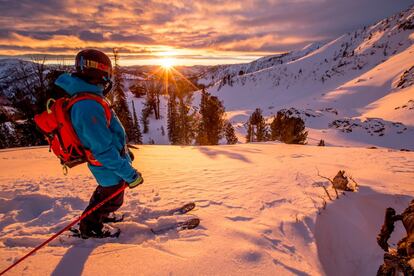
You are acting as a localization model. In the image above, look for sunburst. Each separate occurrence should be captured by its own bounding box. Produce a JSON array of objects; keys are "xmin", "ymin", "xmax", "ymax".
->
[{"xmin": 159, "ymin": 58, "xmax": 175, "ymax": 69}]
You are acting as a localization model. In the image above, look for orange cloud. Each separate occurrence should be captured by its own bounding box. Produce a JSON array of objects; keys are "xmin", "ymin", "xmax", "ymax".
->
[{"xmin": 0, "ymin": 0, "xmax": 412, "ymax": 65}]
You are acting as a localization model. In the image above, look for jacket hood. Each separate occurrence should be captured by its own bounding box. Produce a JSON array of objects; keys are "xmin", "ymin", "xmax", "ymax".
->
[{"xmin": 54, "ymin": 73, "xmax": 104, "ymax": 96}]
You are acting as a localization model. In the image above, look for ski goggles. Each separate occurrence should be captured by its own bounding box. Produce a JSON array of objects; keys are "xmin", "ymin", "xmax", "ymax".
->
[{"xmin": 78, "ymin": 56, "xmax": 112, "ymax": 76}]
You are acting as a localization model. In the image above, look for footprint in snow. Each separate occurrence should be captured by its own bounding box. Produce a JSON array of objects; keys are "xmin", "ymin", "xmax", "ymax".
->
[{"xmin": 225, "ymin": 216, "xmax": 253, "ymax": 222}]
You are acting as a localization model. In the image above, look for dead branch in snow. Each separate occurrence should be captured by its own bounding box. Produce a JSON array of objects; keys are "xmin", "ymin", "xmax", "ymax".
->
[
  {"xmin": 322, "ymin": 185, "xmax": 333, "ymax": 201},
  {"xmin": 316, "ymin": 168, "xmax": 340, "ymax": 199}
]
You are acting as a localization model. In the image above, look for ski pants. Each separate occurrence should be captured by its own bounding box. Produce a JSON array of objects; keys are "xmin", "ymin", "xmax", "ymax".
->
[{"xmin": 79, "ymin": 181, "xmax": 125, "ymax": 235}]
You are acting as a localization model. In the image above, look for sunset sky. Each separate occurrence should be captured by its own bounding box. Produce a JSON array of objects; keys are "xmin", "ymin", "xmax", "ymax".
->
[{"xmin": 0, "ymin": 0, "xmax": 412, "ymax": 66}]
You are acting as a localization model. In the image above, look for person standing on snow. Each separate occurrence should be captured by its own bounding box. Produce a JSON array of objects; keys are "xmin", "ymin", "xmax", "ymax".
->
[{"xmin": 54, "ymin": 49, "xmax": 143, "ymax": 239}]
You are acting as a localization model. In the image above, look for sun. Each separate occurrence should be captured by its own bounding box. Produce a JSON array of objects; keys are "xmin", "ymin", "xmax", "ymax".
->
[{"xmin": 160, "ymin": 57, "xmax": 175, "ymax": 69}]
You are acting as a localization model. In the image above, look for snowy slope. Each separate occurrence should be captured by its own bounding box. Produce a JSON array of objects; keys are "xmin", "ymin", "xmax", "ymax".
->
[
  {"xmin": 362, "ymin": 65, "xmax": 414, "ymax": 125},
  {"xmin": 0, "ymin": 145, "xmax": 412, "ymax": 275},
  {"xmin": 121, "ymin": 6, "xmax": 414, "ymax": 149},
  {"xmin": 196, "ymin": 6, "xmax": 414, "ymax": 149},
  {"xmin": 198, "ymin": 42, "xmax": 325, "ymax": 88}
]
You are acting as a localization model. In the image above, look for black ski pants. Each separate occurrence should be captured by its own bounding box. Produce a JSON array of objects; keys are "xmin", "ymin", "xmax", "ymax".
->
[{"xmin": 79, "ymin": 181, "xmax": 125, "ymax": 235}]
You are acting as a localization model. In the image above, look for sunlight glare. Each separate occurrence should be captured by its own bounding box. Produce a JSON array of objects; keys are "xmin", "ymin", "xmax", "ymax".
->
[{"xmin": 160, "ymin": 58, "xmax": 175, "ymax": 69}]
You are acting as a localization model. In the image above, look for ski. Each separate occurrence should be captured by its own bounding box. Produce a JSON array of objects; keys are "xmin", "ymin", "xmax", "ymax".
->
[
  {"xmin": 66, "ymin": 226, "xmax": 121, "ymax": 239},
  {"xmin": 139, "ymin": 202, "xmax": 196, "ymax": 220},
  {"xmin": 83, "ymin": 202, "xmax": 196, "ymax": 225},
  {"xmin": 167, "ymin": 202, "xmax": 196, "ymax": 216},
  {"xmin": 151, "ymin": 217, "xmax": 200, "ymax": 235},
  {"xmin": 59, "ymin": 230, "xmax": 121, "ymax": 246},
  {"xmin": 102, "ymin": 213, "xmax": 125, "ymax": 223}
]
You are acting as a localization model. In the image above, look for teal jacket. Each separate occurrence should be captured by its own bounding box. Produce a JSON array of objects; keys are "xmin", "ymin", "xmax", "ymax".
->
[{"xmin": 55, "ymin": 73, "xmax": 138, "ymax": 187}]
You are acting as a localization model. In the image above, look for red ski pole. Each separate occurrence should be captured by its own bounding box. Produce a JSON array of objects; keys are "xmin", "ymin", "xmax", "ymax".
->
[{"xmin": 0, "ymin": 183, "xmax": 127, "ymax": 276}]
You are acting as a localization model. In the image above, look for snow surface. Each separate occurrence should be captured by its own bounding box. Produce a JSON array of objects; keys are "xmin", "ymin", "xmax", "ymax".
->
[{"xmin": 0, "ymin": 144, "xmax": 413, "ymax": 275}]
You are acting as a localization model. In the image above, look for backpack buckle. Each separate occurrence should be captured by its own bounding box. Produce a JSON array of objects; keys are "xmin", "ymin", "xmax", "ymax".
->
[
  {"xmin": 62, "ymin": 164, "xmax": 68, "ymax": 176},
  {"xmin": 46, "ymin": 98, "xmax": 56, "ymax": 114}
]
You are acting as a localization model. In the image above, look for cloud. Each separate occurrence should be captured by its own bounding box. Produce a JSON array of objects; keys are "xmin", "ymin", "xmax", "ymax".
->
[
  {"xmin": 109, "ymin": 33, "xmax": 154, "ymax": 43},
  {"xmin": 76, "ymin": 30, "xmax": 154, "ymax": 43},
  {"xmin": 0, "ymin": 29, "xmax": 12, "ymax": 39},
  {"xmin": 232, "ymin": 0, "xmax": 413, "ymax": 38},
  {"xmin": 0, "ymin": 0, "xmax": 412, "ymax": 62},
  {"xmin": 0, "ymin": 44, "xmax": 35, "ymax": 51},
  {"xmin": 79, "ymin": 31, "xmax": 105, "ymax": 42},
  {"xmin": 0, "ymin": 0, "xmax": 68, "ymax": 18},
  {"xmin": 15, "ymin": 31, "xmax": 57, "ymax": 41}
]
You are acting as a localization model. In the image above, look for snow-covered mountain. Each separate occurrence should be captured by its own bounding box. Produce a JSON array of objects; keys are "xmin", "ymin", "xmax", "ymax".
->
[
  {"xmin": 198, "ymin": 42, "xmax": 324, "ymax": 88},
  {"xmin": 192, "ymin": 5, "xmax": 414, "ymax": 150},
  {"xmin": 123, "ymin": 5, "xmax": 414, "ymax": 149}
]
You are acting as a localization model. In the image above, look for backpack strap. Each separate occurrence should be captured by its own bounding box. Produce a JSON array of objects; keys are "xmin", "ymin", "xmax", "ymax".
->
[{"xmin": 66, "ymin": 93, "xmax": 112, "ymax": 127}]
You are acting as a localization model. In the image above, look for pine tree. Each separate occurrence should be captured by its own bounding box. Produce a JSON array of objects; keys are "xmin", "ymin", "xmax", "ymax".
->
[
  {"xmin": 0, "ymin": 123, "xmax": 11, "ymax": 149},
  {"xmin": 256, "ymin": 117, "xmax": 267, "ymax": 142},
  {"xmin": 282, "ymin": 116, "xmax": 307, "ymax": 144},
  {"xmin": 141, "ymin": 105, "xmax": 150, "ymax": 134},
  {"xmin": 224, "ymin": 122, "xmax": 238, "ymax": 144},
  {"xmin": 166, "ymin": 78, "xmax": 196, "ymax": 145},
  {"xmin": 270, "ymin": 110, "xmax": 308, "ymax": 144},
  {"xmin": 142, "ymin": 79, "xmax": 162, "ymax": 120},
  {"xmin": 140, "ymin": 92, "xmax": 151, "ymax": 135},
  {"xmin": 270, "ymin": 113, "xmax": 283, "ymax": 141},
  {"xmin": 131, "ymin": 101, "xmax": 142, "ymax": 144},
  {"xmin": 111, "ymin": 49, "xmax": 134, "ymax": 141},
  {"xmin": 167, "ymin": 93, "xmax": 179, "ymax": 144},
  {"xmin": 177, "ymin": 95, "xmax": 194, "ymax": 145},
  {"xmin": 245, "ymin": 108, "xmax": 267, "ymax": 142},
  {"xmin": 245, "ymin": 122, "xmax": 254, "ymax": 143},
  {"xmin": 196, "ymin": 89, "xmax": 209, "ymax": 145},
  {"xmin": 206, "ymin": 95, "xmax": 225, "ymax": 144},
  {"xmin": 196, "ymin": 89, "xmax": 225, "ymax": 145}
]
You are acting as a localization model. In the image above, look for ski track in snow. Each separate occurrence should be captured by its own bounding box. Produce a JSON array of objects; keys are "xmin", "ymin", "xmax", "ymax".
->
[{"xmin": 0, "ymin": 145, "xmax": 413, "ymax": 275}]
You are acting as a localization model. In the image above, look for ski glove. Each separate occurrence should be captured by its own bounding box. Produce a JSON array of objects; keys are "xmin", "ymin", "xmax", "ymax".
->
[
  {"xmin": 128, "ymin": 172, "xmax": 144, "ymax": 189},
  {"xmin": 128, "ymin": 149, "xmax": 135, "ymax": 161}
]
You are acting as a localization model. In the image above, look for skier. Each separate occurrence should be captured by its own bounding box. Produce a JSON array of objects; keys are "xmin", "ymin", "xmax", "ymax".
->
[{"xmin": 54, "ymin": 49, "xmax": 144, "ymax": 239}]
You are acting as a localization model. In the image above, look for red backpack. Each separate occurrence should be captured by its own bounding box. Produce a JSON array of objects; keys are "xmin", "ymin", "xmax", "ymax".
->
[{"xmin": 34, "ymin": 93, "xmax": 112, "ymax": 173}]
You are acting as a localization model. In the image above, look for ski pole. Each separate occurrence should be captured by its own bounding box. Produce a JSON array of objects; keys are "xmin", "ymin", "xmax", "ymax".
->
[{"xmin": 0, "ymin": 183, "xmax": 127, "ymax": 276}]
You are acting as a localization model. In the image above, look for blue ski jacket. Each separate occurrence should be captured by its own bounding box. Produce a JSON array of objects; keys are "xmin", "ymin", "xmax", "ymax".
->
[{"xmin": 55, "ymin": 73, "xmax": 139, "ymax": 187}]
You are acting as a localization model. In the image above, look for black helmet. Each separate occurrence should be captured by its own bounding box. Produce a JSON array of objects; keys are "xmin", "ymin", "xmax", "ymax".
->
[{"xmin": 75, "ymin": 49, "xmax": 112, "ymax": 84}]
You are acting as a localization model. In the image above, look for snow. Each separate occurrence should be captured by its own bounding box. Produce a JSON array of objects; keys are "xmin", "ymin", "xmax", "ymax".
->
[
  {"xmin": 117, "ymin": 6, "xmax": 414, "ymax": 149},
  {"xmin": 0, "ymin": 144, "xmax": 413, "ymax": 275},
  {"xmin": 0, "ymin": 6, "xmax": 414, "ymax": 275},
  {"xmin": 193, "ymin": 6, "xmax": 414, "ymax": 149}
]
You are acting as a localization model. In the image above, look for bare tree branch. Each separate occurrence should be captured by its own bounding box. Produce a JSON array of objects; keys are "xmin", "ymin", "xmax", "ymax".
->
[{"xmin": 316, "ymin": 167, "xmax": 340, "ymax": 199}]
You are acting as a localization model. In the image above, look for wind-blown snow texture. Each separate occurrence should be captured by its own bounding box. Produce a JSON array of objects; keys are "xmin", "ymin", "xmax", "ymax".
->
[{"xmin": 0, "ymin": 145, "xmax": 412, "ymax": 275}]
